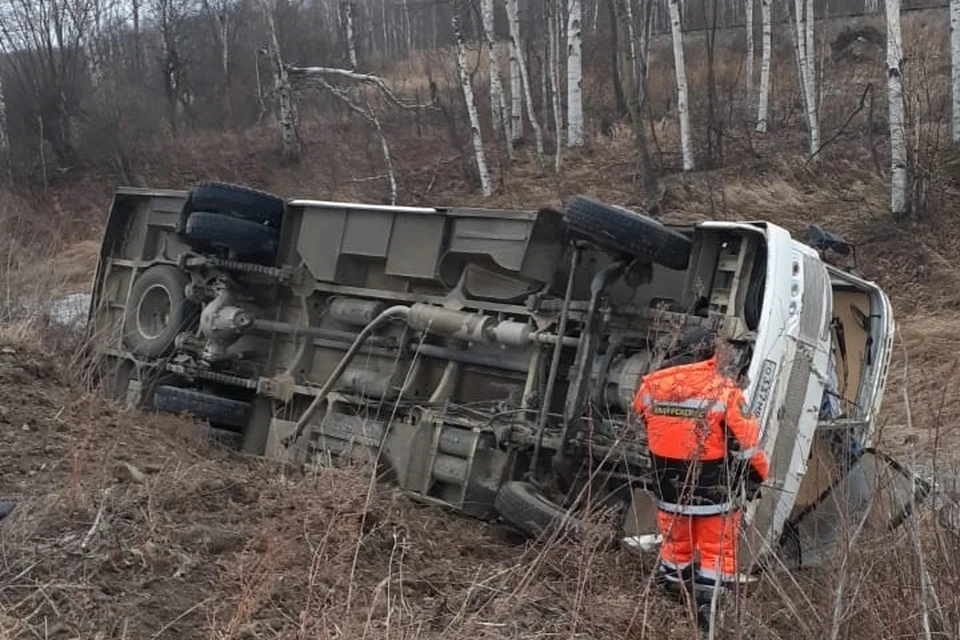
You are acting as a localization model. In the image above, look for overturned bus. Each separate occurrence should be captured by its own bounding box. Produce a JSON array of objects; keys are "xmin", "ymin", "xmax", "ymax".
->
[{"xmin": 85, "ymin": 182, "xmax": 926, "ymax": 572}]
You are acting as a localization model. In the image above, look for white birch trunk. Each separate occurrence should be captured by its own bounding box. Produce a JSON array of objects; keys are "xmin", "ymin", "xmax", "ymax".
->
[
  {"xmin": 548, "ymin": 1, "xmax": 562, "ymax": 171},
  {"xmin": 756, "ymin": 0, "xmax": 772, "ymax": 132},
  {"xmin": 805, "ymin": 0, "xmax": 818, "ymax": 151},
  {"xmin": 540, "ymin": 51, "xmax": 549, "ymax": 128},
  {"xmin": 951, "ymin": 0, "xmax": 960, "ymax": 143},
  {"xmin": 638, "ymin": 0, "xmax": 654, "ymax": 70},
  {"xmin": 623, "ymin": 0, "xmax": 640, "ymax": 101},
  {"xmin": 668, "ymin": 0, "xmax": 694, "ymax": 171},
  {"xmin": 454, "ymin": 12, "xmax": 493, "ymax": 197},
  {"xmin": 263, "ymin": 0, "xmax": 300, "ymax": 162},
  {"xmin": 791, "ymin": 1, "xmax": 807, "ymax": 118},
  {"xmin": 220, "ymin": 15, "xmax": 229, "ymax": 80},
  {"xmin": 794, "ymin": 0, "xmax": 819, "ymax": 157},
  {"xmin": 481, "ymin": 0, "xmax": 504, "ymax": 134},
  {"xmin": 746, "ymin": 0, "xmax": 754, "ymax": 112},
  {"xmin": 88, "ymin": 19, "xmax": 104, "ymax": 88},
  {"xmin": 885, "ymin": 0, "xmax": 907, "ymax": 215},
  {"xmin": 403, "ymin": 0, "xmax": 412, "ymax": 52},
  {"xmin": 507, "ymin": 0, "xmax": 523, "ymax": 141},
  {"xmin": 381, "ymin": 0, "xmax": 388, "ymax": 55},
  {"xmin": 372, "ymin": 113, "xmax": 398, "ymax": 205},
  {"xmin": 218, "ymin": 8, "xmax": 231, "ymax": 124},
  {"xmin": 566, "ymin": 0, "xmax": 584, "ymax": 147},
  {"xmin": 0, "ymin": 73, "xmax": 8, "ymax": 172},
  {"xmin": 481, "ymin": 0, "xmax": 514, "ymax": 158},
  {"xmin": 506, "ymin": 0, "xmax": 545, "ymax": 160},
  {"xmin": 344, "ymin": 2, "xmax": 358, "ymax": 68}
]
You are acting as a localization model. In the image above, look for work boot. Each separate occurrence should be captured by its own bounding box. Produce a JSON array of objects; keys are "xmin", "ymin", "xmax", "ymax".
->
[
  {"xmin": 0, "ymin": 501, "xmax": 16, "ymax": 520},
  {"xmin": 696, "ymin": 602, "xmax": 712, "ymax": 635},
  {"xmin": 654, "ymin": 562, "xmax": 695, "ymax": 602},
  {"xmin": 693, "ymin": 579, "xmax": 728, "ymax": 636}
]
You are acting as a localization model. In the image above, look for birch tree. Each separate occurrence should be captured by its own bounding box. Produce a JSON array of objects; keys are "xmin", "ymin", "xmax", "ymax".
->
[
  {"xmin": 262, "ymin": 0, "xmax": 300, "ymax": 162},
  {"xmin": 547, "ymin": 0, "xmax": 562, "ymax": 170},
  {"xmin": 507, "ymin": 0, "xmax": 523, "ymax": 141},
  {"xmin": 756, "ymin": 0, "xmax": 772, "ymax": 132},
  {"xmin": 131, "ymin": 0, "xmax": 142, "ymax": 71},
  {"xmin": 567, "ymin": 0, "xmax": 584, "ymax": 147},
  {"xmin": 885, "ymin": 0, "xmax": 907, "ymax": 215},
  {"xmin": 668, "ymin": 0, "xmax": 694, "ymax": 171},
  {"xmin": 86, "ymin": 0, "xmax": 106, "ymax": 88},
  {"xmin": 951, "ymin": 0, "xmax": 960, "ymax": 143},
  {"xmin": 793, "ymin": 0, "xmax": 819, "ymax": 157},
  {"xmin": 481, "ymin": 0, "xmax": 513, "ymax": 158},
  {"xmin": 453, "ymin": 10, "xmax": 493, "ymax": 196},
  {"xmin": 745, "ymin": 0, "xmax": 755, "ymax": 113},
  {"xmin": 202, "ymin": 0, "xmax": 234, "ymax": 124},
  {"xmin": 342, "ymin": 2, "xmax": 359, "ymax": 68},
  {"xmin": 505, "ymin": 0, "xmax": 545, "ymax": 161},
  {"xmin": 0, "ymin": 73, "xmax": 8, "ymax": 179},
  {"xmin": 612, "ymin": 0, "xmax": 660, "ymax": 214}
]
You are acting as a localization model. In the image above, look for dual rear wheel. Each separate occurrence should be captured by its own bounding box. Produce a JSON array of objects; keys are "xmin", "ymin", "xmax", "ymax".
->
[
  {"xmin": 112, "ymin": 181, "xmax": 287, "ymax": 451},
  {"xmin": 179, "ymin": 181, "xmax": 286, "ymax": 265}
]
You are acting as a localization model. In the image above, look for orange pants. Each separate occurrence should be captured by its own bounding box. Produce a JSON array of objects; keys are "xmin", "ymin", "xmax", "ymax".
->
[{"xmin": 656, "ymin": 509, "xmax": 742, "ymax": 583}]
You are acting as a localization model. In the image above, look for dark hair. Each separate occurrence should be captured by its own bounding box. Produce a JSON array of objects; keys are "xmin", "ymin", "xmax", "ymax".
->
[{"xmin": 668, "ymin": 326, "xmax": 717, "ymax": 361}]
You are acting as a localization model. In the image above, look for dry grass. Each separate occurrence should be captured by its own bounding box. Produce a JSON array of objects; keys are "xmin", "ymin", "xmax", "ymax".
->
[
  {"xmin": 0, "ymin": 340, "xmax": 697, "ymax": 639},
  {"xmin": 1, "ymin": 321, "xmax": 959, "ymax": 639},
  {"xmin": 1, "ymin": 6, "xmax": 959, "ymax": 639}
]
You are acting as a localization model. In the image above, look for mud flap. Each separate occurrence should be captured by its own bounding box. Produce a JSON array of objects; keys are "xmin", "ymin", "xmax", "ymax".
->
[
  {"xmin": 777, "ymin": 448, "xmax": 932, "ymax": 569},
  {"xmin": 620, "ymin": 488, "xmax": 663, "ymax": 552}
]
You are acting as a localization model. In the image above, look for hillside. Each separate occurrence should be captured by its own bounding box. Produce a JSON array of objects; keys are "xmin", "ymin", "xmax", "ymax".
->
[
  {"xmin": 1, "ymin": 2, "xmax": 960, "ymax": 638},
  {"xmin": 2, "ymin": 142, "xmax": 959, "ymax": 639},
  {"xmin": 0, "ymin": 311, "xmax": 953, "ymax": 639}
]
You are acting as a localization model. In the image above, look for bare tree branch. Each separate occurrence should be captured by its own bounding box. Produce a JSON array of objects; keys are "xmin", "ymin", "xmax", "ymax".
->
[
  {"xmin": 285, "ymin": 65, "xmax": 435, "ymax": 110},
  {"xmin": 309, "ymin": 75, "xmax": 398, "ymax": 205}
]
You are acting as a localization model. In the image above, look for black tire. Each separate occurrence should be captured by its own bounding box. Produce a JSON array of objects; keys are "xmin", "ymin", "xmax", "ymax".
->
[
  {"xmin": 184, "ymin": 211, "xmax": 279, "ymax": 259},
  {"xmin": 186, "ymin": 181, "xmax": 285, "ymax": 229},
  {"xmin": 744, "ymin": 251, "xmax": 767, "ymax": 331},
  {"xmin": 564, "ymin": 196, "xmax": 692, "ymax": 271},
  {"xmin": 123, "ymin": 265, "xmax": 197, "ymax": 358},
  {"xmin": 153, "ymin": 385, "xmax": 253, "ymax": 430},
  {"xmin": 201, "ymin": 426, "xmax": 245, "ymax": 449},
  {"xmin": 494, "ymin": 481, "xmax": 578, "ymax": 538}
]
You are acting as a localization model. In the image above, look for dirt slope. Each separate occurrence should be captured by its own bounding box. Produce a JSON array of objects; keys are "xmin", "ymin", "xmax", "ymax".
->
[
  {"xmin": 2, "ymin": 157, "xmax": 959, "ymax": 638},
  {"xmin": 0, "ymin": 340, "xmax": 699, "ymax": 639},
  {"xmin": 0, "ymin": 315, "xmax": 953, "ymax": 640}
]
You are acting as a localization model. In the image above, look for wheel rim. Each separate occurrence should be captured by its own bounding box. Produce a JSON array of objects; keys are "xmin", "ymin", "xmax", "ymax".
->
[{"xmin": 136, "ymin": 284, "xmax": 173, "ymax": 340}]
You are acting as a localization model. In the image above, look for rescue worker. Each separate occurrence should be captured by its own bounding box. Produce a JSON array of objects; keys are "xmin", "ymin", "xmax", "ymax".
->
[{"xmin": 634, "ymin": 326, "xmax": 770, "ymax": 614}]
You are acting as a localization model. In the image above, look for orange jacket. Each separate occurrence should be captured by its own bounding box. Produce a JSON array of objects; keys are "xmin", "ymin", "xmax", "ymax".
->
[{"xmin": 635, "ymin": 355, "xmax": 770, "ymax": 514}]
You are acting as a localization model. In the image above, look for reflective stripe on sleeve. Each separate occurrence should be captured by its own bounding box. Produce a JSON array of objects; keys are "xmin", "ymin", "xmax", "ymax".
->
[
  {"xmin": 646, "ymin": 397, "xmax": 727, "ymax": 418},
  {"xmin": 730, "ymin": 444, "xmax": 762, "ymax": 460}
]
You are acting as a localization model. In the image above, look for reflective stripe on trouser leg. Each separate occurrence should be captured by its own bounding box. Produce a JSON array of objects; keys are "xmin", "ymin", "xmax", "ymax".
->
[
  {"xmin": 694, "ymin": 510, "xmax": 743, "ymax": 586},
  {"xmin": 656, "ymin": 500, "xmax": 733, "ymax": 516},
  {"xmin": 656, "ymin": 510, "xmax": 693, "ymax": 582}
]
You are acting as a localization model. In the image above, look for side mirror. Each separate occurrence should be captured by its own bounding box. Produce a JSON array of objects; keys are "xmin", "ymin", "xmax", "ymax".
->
[{"xmin": 807, "ymin": 224, "xmax": 853, "ymax": 256}]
